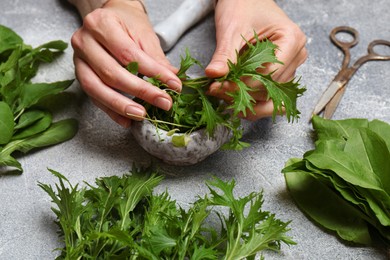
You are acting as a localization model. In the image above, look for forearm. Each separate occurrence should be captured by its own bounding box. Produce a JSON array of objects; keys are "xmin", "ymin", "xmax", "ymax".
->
[{"xmin": 68, "ymin": 0, "xmax": 146, "ymax": 17}]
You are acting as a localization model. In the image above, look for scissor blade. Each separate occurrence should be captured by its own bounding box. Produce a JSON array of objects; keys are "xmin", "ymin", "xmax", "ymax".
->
[
  {"xmin": 312, "ymin": 80, "xmax": 344, "ymax": 116},
  {"xmin": 323, "ymin": 86, "xmax": 346, "ymax": 119}
]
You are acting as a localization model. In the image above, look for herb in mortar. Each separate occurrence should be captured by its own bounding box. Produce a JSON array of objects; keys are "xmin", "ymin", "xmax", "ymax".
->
[
  {"xmin": 132, "ymin": 37, "xmax": 306, "ymax": 150},
  {"xmin": 40, "ymin": 167, "xmax": 295, "ymax": 259},
  {"xmin": 283, "ymin": 115, "xmax": 390, "ymax": 248},
  {"xmin": 0, "ymin": 25, "xmax": 78, "ymax": 173}
]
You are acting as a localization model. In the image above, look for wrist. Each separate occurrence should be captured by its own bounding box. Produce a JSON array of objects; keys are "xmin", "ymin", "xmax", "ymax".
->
[{"xmin": 68, "ymin": 0, "xmax": 146, "ymax": 18}]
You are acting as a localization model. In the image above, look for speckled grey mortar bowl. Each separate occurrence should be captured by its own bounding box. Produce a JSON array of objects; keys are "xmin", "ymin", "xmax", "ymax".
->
[{"xmin": 130, "ymin": 120, "xmax": 231, "ymax": 165}]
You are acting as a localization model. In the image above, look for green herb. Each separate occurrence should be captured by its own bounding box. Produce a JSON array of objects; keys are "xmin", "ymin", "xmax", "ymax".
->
[
  {"xmin": 282, "ymin": 115, "xmax": 390, "ymax": 248},
  {"xmin": 133, "ymin": 36, "xmax": 305, "ymax": 150},
  {"xmin": 39, "ymin": 167, "xmax": 295, "ymax": 259},
  {"xmin": 0, "ymin": 25, "xmax": 78, "ymax": 173}
]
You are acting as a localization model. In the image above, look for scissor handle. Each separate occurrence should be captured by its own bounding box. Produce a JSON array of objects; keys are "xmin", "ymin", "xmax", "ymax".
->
[
  {"xmin": 351, "ymin": 39, "xmax": 390, "ymax": 69},
  {"xmin": 367, "ymin": 40, "xmax": 390, "ymax": 60},
  {"xmin": 330, "ymin": 26, "xmax": 359, "ymax": 50}
]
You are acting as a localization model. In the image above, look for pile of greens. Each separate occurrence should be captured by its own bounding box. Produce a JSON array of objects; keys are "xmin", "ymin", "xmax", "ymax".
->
[
  {"xmin": 283, "ymin": 115, "xmax": 390, "ymax": 247},
  {"xmin": 134, "ymin": 37, "xmax": 305, "ymax": 150},
  {"xmin": 40, "ymin": 167, "xmax": 295, "ymax": 259},
  {"xmin": 0, "ymin": 25, "xmax": 78, "ymax": 173}
]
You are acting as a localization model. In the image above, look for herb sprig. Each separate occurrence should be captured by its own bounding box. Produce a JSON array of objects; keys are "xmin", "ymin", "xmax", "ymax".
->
[
  {"xmin": 40, "ymin": 167, "xmax": 295, "ymax": 259},
  {"xmin": 133, "ymin": 37, "xmax": 305, "ymax": 150},
  {"xmin": 0, "ymin": 25, "xmax": 78, "ymax": 173}
]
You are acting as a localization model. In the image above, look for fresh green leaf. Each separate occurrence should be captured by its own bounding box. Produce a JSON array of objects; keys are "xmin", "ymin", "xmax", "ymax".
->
[
  {"xmin": 126, "ymin": 61, "xmax": 139, "ymax": 75},
  {"xmin": 135, "ymin": 36, "xmax": 305, "ymax": 151},
  {"xmin": 172, "ymin": 134, "xmax": 190, "ymax": 147},
  {"xmin": 12, "ymin": 110, "xmax": 52, "ymax": 140},
  {"xmin": 17, "ymin": 80, "xmax": 74, "ymax": 113},
  {"xmin": 41, "ymin": 167, "xmax": 295, "ymax": 259},
  {"xmin": 0, "ymin": 25, "xmax": 77, "ymax": 172},
  {"xmin": 283, "ymin": 116, "xmax": 390, "ymax": 247},
  {"xmin": 14, "ymin": 109, "xmax": 46, "ymax": 130},
  {"xmin": 0, "ymin": 101, "xmax": 14, "ymax": 144},
  {"xmin": 0, "ymin": 25, "xmax": 23, "ymax": 54},
  {"xmin": 0, "ymin": 119, "xmax": 78, "ymax": 171},
  {"xmin": 284, "ymin": 167, "xmax": 372, "ymax": 245}
]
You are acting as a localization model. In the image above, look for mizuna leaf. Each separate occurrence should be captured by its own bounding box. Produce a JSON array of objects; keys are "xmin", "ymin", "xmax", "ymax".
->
[
  {"xmin": 41, "ymin": 168, "xmax": 295, "ymax": 259},
  {"xmin": 226, "ymin": 79, "xmax": 256, "ymax": 117}
]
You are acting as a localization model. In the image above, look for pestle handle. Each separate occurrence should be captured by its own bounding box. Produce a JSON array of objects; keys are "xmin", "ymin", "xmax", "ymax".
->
[{"xmin": 154, "ymin": 0, "xmax": 215, "ymax": 52}]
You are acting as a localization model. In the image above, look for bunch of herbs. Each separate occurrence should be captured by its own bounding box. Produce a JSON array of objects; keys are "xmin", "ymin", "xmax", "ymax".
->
[
  {"xmin": 283, "ymin": 115, "xmax": 390, "ymax": 249},
  {"xmin": 133, "ymin": 37, "xmax": 305, "ymax": 150},
  {"xmin": 0, "ymin": 25, "xmax": 78, "ymax": 173},
  {"xmin": 40, "ymin": 167, "xmax": 295, "ymax": 259}
]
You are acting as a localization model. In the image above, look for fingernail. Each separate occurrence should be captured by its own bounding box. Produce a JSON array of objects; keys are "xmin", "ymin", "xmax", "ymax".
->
[
  {"xmin": 125, "ymin": 106, "xmax": 145, "ymax": 119},
  {"xmin": 154, "ymin": 97, "xmax": 172, "ymax": 111},
  {"xmin": 167, "ymin": 79, "xmax": 182, "ymax": 91}
]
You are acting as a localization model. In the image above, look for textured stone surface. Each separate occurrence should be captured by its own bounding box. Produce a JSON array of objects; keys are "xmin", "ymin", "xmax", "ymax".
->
[
  {"xmin": 131, "ymin": 120, "xmax": 231, "ymax": 165},
  {"xmin": 0, "ymin": 0, "xmax": 390, "ymax": 259}
]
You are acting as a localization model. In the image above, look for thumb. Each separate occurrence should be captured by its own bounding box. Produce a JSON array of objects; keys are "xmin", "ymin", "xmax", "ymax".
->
[{"xmin": 205, "ymin": 39, "xmax": 239, "ymax": 78}]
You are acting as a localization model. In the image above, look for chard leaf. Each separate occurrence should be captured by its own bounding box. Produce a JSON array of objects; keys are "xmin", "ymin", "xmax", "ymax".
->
[{"xmin": 0, "ymin": 101, "xmax": 14, "ymax": 144}]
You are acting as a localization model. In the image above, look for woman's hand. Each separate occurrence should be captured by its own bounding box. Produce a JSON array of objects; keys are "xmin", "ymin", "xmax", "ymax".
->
[
  {"xmin": 71, "ymin": 0, "xmax": 182, "ymax": 127},
  {"xmin": 205, "ymin": 0, "xmax": 307, "ymax": 121}
]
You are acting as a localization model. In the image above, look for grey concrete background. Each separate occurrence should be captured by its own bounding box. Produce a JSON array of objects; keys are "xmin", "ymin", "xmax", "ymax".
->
[{"xmin": 1, "ymin": 0, "xmax": 389, "ymax": 259}]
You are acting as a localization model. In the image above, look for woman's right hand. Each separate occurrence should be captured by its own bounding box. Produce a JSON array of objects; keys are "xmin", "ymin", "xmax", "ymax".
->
[{"xmin": 71, "ymin": 0, "xmax": 182, "ymax": 127}]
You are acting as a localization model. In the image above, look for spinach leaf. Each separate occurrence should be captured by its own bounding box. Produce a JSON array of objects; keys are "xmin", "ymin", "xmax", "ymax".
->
[
  {"xmin": 0, "ymin": 101, "xmax": 14, "ymax": 144},
  {"xmin": 0, "ymin": 25, "xmax": 23, "ymax": 55},
  {"xmin": 0, "ymin": 24, "xmax": 78, "ymax": 173},
  {"xmin": 284, "ymin": 166, "xmax": 372, "ymax": 245},
  {"xmin": 283, "ymin": 115, "xmax": 390, "ymax": 248}
]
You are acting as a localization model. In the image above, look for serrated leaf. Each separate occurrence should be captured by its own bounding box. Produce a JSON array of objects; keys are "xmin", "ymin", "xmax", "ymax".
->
[
  {"xmin": 238, "ymin": 38, "xmax": 282, "ymax": 73},
  {"xmin": 226, "ymin": 80, "xmax": 256, "ymax": 117}
]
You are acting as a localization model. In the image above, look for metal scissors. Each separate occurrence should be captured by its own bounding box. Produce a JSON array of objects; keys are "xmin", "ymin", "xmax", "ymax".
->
[{"xmin": 312, "ymin": 26, "xmax": 390, "ymax": 119}]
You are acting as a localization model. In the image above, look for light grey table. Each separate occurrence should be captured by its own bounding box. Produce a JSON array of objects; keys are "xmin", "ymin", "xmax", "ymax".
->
[{"xmin": 1, "ymin": 0, "xmax": 389, "ymax": 259}]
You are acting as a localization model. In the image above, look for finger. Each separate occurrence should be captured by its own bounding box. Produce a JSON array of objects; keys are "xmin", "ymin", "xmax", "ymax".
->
[
  {"xmin": 205, "ymin": 27, "xmax": 245, "ymax": 78},
  {"xmin": 74, "ymin": 56, "xmax": 149, "ymax": 121},
  {"xmin": 242, "ymin": 100, "xmax": 276, "ymax": 121},
  {"xmin": 91, "ymin": 98, "xmax": 132, "ymax": 128},
  {"xmin": 72, "ymin": 33, "xmax": 174, "ymax": 111},
  {"xmin": 208, "ymin": 78, "xmax": 269, "ymax": 102},
  {"xmin": 81, "ymin": 13, "xmax": 182, "ymax": 90},
  {"xmin": 261, "ymin": 29, "xmax": 307, "ymax": 81}
]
